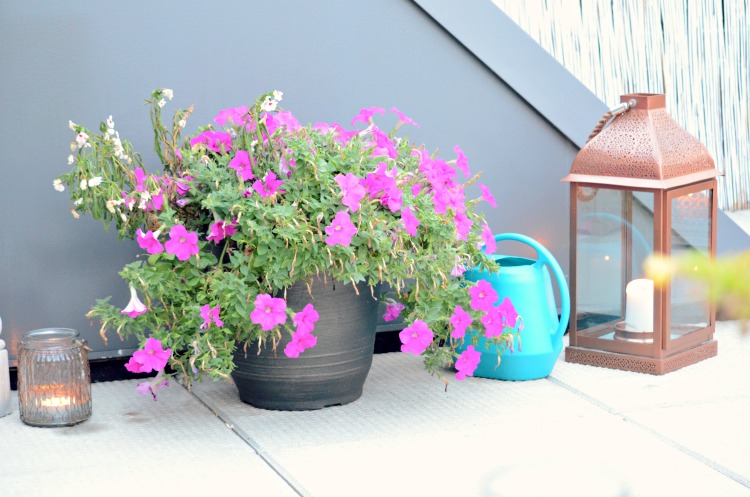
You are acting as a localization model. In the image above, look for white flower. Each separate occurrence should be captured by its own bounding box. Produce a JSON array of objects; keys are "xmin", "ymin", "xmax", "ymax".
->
[
  {"xmin": 261, "ymin": 97, "xmax": 277, "ymax": 112},
  {"xmin": 53, "ymin": 179, "xmax": 65, "ymax": 192},
  {"xmin": 79, "ymin": 179, "xmax": 88, "ymax": 190},
  {"xmin": 106, "ymin": 115, "xmax": 115, "ymax": 129},
  {"xmin": 178, "ymin": 119, "xmax": 186, "ymax": 128},
  {"xmin": 75, "ymin": 132, "xmax": 89, "ymax": 149},
  {"xmin": 158, "ymin": 99, "xmax": 166, "ymax": 108},
  {"xmin": 67, "ymin": 155, "xmax": 75, "ymax": 165},
  {"xmin": 162, "ymin": 88, "xmax": 174, "ymax": 100},
  {"xmin": 121, "ymin": 285, "xmax": 147, "ymax": 318},
  {"xmin": 88, "ymin": 176, "xmax": 103, "ymax": 188},
  {"xmin": 112, "ymin": 135, "xmax": 126, "ymax": 159},
  {"xmin": 120, "ymin": 212, "xmax": 128, "ymax": 222},
  {"xmin": 74, "ymin": 198, "xmax": 83, "ymax": 206},
  {"xmin": 106, "ymin": 200, "xmax": 116, "ymax": 213},
  {"xmin": 68, "ymin": 120, "xmax": 77, "ymax": 131},
  {"xmin": 273, "ymin": 90, "xmax": 283, "ymax": 101}
]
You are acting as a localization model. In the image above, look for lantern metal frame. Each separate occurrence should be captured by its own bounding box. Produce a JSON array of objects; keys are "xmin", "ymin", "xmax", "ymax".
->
[{"xmin": 563, "ymin": 93, "xmax": 720, "ymax": 374}]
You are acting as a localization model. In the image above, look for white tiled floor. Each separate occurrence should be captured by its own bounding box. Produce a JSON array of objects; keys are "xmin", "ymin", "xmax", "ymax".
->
[{"xmin": 4, "ymin": 322, "xmax": 749, "ymax": 497}]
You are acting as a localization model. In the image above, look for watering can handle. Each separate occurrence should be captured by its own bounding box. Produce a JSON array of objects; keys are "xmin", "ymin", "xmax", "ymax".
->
[{"xmin": 492, "ymin": 233, "xmax": 570, "ymax": 342}]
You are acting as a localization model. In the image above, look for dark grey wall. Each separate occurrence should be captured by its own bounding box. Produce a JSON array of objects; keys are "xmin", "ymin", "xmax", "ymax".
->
[{"xmin": 0, "ymin": 0, "xmax": 579, "ymax": 363}]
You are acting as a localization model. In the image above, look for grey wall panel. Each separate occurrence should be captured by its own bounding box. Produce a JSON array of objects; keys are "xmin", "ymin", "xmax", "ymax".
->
[{"xmin": 0, "ymin": 0, "xmax": 578, "ymax": 363}]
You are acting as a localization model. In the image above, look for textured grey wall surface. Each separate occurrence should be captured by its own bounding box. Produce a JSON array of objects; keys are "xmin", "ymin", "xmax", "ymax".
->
[{"xmin": 0, "ymin": 0, "xmax": 578, "ymax": 363}]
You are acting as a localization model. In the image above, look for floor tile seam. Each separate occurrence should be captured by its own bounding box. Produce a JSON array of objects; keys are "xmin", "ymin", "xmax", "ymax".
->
[
  {"xmin": 186, "ymin": 388, "xmax": 311, "ymax": 497},
  {"xmin": 545, "ymin": 376, "xmax": 750, "ymax": 490},
  {"xmin": 614, "ymin": 395, "xmax": 750, "ymax": 414}
]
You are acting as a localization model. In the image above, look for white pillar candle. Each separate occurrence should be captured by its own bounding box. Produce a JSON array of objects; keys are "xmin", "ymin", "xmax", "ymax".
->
[
  {"xmin": 0, "ymin": 316, "xmax": 10, "ymax": 417},
  {"xmin": 625, "ymin": 278, "xmax": 654, "ymax": 333}
]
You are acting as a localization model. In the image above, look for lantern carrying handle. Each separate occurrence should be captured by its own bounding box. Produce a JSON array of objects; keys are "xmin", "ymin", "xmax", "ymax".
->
[
  {"xmin": 586, "ymin": 98, "xmax": 638, "ymax": 143},
  {"xmin": 492, "ymin": 233, "xmax": 571, "ymax": 344}
]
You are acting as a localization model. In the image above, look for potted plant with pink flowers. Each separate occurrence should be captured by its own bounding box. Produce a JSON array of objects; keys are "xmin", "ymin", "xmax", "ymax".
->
[{"xmin": 55, "ymin": 88, "xmax": 521, "ymax": 409}]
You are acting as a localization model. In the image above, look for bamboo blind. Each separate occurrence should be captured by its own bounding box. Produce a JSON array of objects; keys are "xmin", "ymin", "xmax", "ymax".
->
[{"xmin": 493, "ymin": 0, "xmax": 749, "ymax": 210}]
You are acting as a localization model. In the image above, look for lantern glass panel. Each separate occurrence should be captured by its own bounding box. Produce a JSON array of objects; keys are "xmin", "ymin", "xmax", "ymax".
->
[
  {"xmin": 575, "ymin": 187, "xmax": 654, "ymax": 344},
  {"xmin": 668, "ymin": 189, "xmax": 712, "ymax": 344}
]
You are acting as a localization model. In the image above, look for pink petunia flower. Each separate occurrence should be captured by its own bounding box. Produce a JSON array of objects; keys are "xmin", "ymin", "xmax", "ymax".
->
[
  {"xmin": 136, "ymin": 229, "xmax": 164, "ymax": 254},
  {"xmin": 390, "ymin": 107, "xmax": 419, "ymax": 128},
  {"xmin": 207, "ymin": 220, "xmax": 237, "ymax": 243},
  {"xmin": 468, "ymin": 280, "xmax": 498, "ymax": 311},
  {"xmin": 481, "ymin": 306, "xmax": 505, "ymax": 338},
  {"xmin": 252, "ymin": 171, "xmax": 284, "ymax": 199},
  {"xmin": 214, "ymin": 106, "xmax": 249, "ymax": 127},
  {"xmin": 480, "ymin": 223, "xmax": 496, "ymax": 254},
  {"xmin": 228, "ymin": 150, "xmax": 255, "ymax": 181},
  {"xmin": 325, "ymin": 210, "xmax": 358, "ymax": 247},
  {"xmin": 125, "ymin": 356, "xmax": 147, "ymax": 373},
  {"xmin": 399, "ymin": 319, "xmax": 434, "ymax": 355},
  {"xmin": 498, "ymin": 297, "xmax": 519, "ymax": 328},
  {"xmin": 293, "ymin": 303, "xmax": 319, "ymax": 334},
  {"xmin": 453, "ymin": 145, "xmax": 470, "ymax": 177},
  {"xmin": 148, "ymin": 192, "xmax": 165, "ymax": 211},
  {"xmin": 134, "ymin": 167, "xmax": 148, "ymax": 192},
  {"xmin": 455, "ymin": 345, "xmax": 481, "ymax": 380},
  {"xmin": 351, "ymin": 106, "xmax": 385, "ymax": 127},
  {"xmin": 363, "ymin": 162, "xmax": 401, "ymax": 212},
  {"xmin": 383, "ymin": 301, "xmax": 405, "ymax": 322},
  {"xmin": 250, "ymin": 294, "xmax": 287, "ymax": 331},
  {"xmin": 478, "ymin": 183, "xmax": 497, "ymax": 208},
  {"xmin": 164, "ymin": 224, "xmax": 200, "ymax": 261},
  {"xmin": 335, "ymin": 173, "xmax": 366, "ymax": 212},
  {"xmin": 278, "ymin": 155, "xmax": 296, "ymax": 178},
  {"xmin": 284, "ymin": 329, "xmax": 318, "ymax": 358},
  {"xmin": 200, "ymin": 304, "xmax": 224, "ymax": 330},
  {"xmin": 121, "ymin": 191, "xmax": 136, "ymax": 210},
  {"xmin": 454, "ymin": 211, "xmax": 473, "ymax": 241},
  {"xmin": 190, "ymin": 130, "xmax": 233, "ymax": 154},
  {"xmin": 135, "ymin": 376, "xmax": 170, "ymax": 401},
  {"xmin": 125, "ymin": 337, "xmax": 171, "ymax": 373},
  {"xmin": 175, "ymin": 173, "xmax": 194, "ymax": 196},
  {"xmin": 367, "ymin": 127, "xmax": 398, "ymax": 159},
  {"xmin": 272, "ymin": 110, "xmax": 302, "ymax": 133},
  {"xmin": 121, "ymin": 285, "xmax": 147, "ymax": 318},
  {"xmin": 400, "ymin": 206, "xmax": 420, "ymax": 236},
  {"xmin": 449, "ymin": 306, "xmax": 472, "ymax": 338},
  {"xmin": 451, "ymin": 262, "xmax": 466, "ymax": 277}
]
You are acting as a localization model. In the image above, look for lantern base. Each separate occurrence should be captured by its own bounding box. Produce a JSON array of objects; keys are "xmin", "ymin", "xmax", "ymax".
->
[{"xmin": 565, "ymin": 339, "xmax": 717, "ymax": 375}]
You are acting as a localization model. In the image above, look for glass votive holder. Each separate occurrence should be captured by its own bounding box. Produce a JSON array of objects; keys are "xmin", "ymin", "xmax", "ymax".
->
[{"xmin": 17, "ymin": 328, "xmax": 91, "ymax": 427}]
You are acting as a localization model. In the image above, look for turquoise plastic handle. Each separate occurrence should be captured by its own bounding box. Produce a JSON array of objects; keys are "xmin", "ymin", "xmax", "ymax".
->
[{"xmin": 492, "ymin": 233, "xmax": 571, "ymax": 342}]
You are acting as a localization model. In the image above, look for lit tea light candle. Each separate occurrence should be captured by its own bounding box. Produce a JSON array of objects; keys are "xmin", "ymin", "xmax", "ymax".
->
[
  {"xmin": 40, "ymin": 396, "xmax": 73, "ymax": 408},
  {"xmin": 624, "ymin": 278, "xmax": 654, "ymax": 332}
]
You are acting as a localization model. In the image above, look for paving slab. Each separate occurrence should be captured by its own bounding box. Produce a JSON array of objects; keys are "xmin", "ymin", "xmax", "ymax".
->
[
  {"xmin": 0, "ymin": 379, "xmax": 297, "ymax": 497},
  {"xmin": 551, "ymin": 321, "xmax": 750, "ymax": 488},
  {"xmin": 191, "ymin": 326, "xmax": 750, "ymax": 497}
]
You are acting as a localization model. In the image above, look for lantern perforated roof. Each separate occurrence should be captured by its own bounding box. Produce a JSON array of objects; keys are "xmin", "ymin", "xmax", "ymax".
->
[{"xmin": 564, "ymin": 93, "xmax": 720, "ymax": 189}]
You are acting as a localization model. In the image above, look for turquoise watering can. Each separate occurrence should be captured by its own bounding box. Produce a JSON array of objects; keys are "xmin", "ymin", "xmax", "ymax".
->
[{"xmin": 457, "ymin": 233, "xmax": 570, "ymax": 380}]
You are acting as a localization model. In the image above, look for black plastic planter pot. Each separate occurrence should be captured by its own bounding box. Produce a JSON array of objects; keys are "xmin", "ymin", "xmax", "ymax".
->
[{"xmin": 231, "ymin": 276, "xmax": 379, "ymax": 410}]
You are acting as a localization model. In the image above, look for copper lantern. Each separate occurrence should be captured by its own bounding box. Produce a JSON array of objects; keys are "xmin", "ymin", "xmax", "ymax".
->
[{"xmin": 563, "ymin": 93, "xmax": 719, "ymax": 374}]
